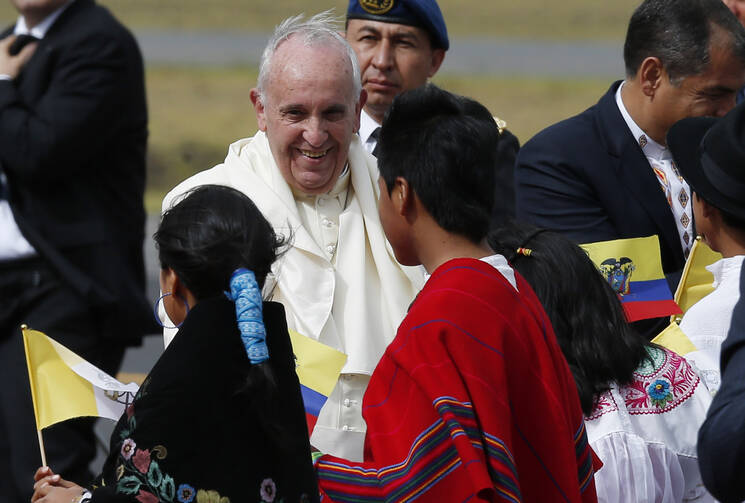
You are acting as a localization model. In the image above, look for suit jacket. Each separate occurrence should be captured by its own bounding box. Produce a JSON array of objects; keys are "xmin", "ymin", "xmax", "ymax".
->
[
  {"xmin": 0, "ymin": 0, "xmax": 152, "ymax": 341},
  {"xmin": 515, "ymin": 81, "xmax": 686, "ymax": 277},
  {"xmin": 91, "ymin": 298, "xmax": 320, "ymax": 502},
  {"xmin": 698, "ymin": 265, "xmax": 745, "ymax": 502}
]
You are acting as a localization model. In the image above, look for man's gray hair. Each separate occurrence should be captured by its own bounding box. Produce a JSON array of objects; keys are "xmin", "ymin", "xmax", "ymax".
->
[{"xmin": 256, "ymin": 11, "xmax": 362, "ymax": 101}]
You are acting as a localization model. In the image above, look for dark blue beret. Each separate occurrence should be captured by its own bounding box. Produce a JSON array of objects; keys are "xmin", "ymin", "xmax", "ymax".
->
[{"xmin": 346, "ymin": 0, "xmax": 449, "ymax": 50}]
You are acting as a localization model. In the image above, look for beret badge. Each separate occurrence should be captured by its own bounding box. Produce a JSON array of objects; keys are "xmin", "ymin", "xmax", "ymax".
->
[{"xmin": 359, "ymin": 0, "xmax": 395, "ymax": 15}]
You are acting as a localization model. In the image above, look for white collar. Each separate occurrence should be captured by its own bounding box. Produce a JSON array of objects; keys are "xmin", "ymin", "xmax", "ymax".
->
[
  {"xmin": 705, "ymin": 255, "xmax": 745, "ymax": 288},
  {"xmin": 615, "ymin": 82, "xmax": 671, "ymax": 161},
  {"xmin": 422, "ymin": 254, "xmax": 518, "ymax": 291},
  {"xmin": 359, "ymin": 108, "xmax": 381, "ymax": 146},
  {"xmin": 14, "ymin": 0, "xmax": 72, "ymax": 39}
]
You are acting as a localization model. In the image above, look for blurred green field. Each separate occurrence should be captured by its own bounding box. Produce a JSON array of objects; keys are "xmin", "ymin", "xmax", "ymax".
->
[
  {"xmin": 0, "ymin": 0, "xmax": 638, "ymax": 41},
  {"xmin": 145, "ymin": 66, "xmax": 609, "ymax": 211}
]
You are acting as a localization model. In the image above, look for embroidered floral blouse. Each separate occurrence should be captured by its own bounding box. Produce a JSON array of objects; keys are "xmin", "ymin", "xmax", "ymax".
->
[{"xmin": 585, "ymin": 346, "xmax": 714, "ymax": 502}]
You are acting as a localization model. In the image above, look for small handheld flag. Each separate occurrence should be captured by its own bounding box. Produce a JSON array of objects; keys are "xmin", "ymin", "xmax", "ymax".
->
[
  {"xmin": 651, "ymin": 321, "xmax": 698, "ymax": 356},
  {"xmin": 581, "ymin": 236, "xmax": 682, "ymax": 322},
  {"xmin": 22, "ymin": 326, "xmax": 139, "ymax": 465},
  {"xmin": 673, "ymin": 236, "xmax": 722, "ymax": 320},
  {"xmin": 288, "ymin": 330, "xmax": 347, "ymax": 434}
]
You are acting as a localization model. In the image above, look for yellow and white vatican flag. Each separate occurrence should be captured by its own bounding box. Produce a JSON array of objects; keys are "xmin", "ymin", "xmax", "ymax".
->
[
  {"xmin": 673, "ymin": 236, "xmax": 723, "ymax": 320},
  {"xmin": 651, "ymin": 321, "xmax": 698, "ymax": 356},
  {"xmin": 22, "ymin": 325, "xmax": 139, "ymax": 465}
]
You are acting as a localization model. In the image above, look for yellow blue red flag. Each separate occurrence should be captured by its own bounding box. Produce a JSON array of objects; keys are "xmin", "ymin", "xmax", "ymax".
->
[
  {"xmin": 581, "ymin": 235, "xmax": 682, "ymax": 322},
  {"xmin": 289, "ymin": 330, "xmax": 347, "ymax": 434}
]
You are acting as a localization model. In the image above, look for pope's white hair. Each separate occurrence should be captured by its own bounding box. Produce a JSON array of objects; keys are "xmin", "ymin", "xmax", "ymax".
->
[{"xmin": 256, "ymin": 10, "xmax": 362, "ymax": 103}]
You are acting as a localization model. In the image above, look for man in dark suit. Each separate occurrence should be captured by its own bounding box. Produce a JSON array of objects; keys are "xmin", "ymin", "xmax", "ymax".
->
[
  {"xmin": 0, "ymin": 0, "xmax": 151, "ymax": 500},
  {"xmin": 515, "ymin": 0, "xmax": 745, "ymax": 279},
  {"xmin": 344, "ymin": 0, "xmax": 520, "ymax": 224}
]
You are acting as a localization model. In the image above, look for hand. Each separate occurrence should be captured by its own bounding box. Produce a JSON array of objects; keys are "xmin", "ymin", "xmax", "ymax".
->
[
  {"xmin": 0, "ymin": 35, "xmax": 37, "ymax": 79},
  {"xmin": 32, "ymin": 467, "xmax": 83, "ymax": 502}
]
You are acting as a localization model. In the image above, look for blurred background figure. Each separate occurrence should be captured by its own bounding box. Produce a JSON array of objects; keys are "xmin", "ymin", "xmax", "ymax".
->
[
  {"xmin": 490, "ymin": 224, "xmax": 714, "ymax": 502},
  {"xmin": 344, "ymin": 0, "xmax": 520, "ymax": 223},
  {"xmin": 0, "ymin": 0, "xmax": 151, "ymax": 501}
]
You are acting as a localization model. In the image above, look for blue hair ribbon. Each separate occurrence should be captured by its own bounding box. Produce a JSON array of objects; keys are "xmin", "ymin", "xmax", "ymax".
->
[{"xmin": 225, "ymin": 268, "xmax": 269, "ymax": 365}]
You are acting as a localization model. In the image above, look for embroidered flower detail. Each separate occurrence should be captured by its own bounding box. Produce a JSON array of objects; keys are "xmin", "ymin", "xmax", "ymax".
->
[
  {"xmin": 260, "ymin": 478, "xmax": 276, "ymax": 502},
  {"xmin": 196, "ymin": 489, "xmax": 231, "ymax": 503},
  {"xmin": 648, "ymin": 379, "xmax": 673, "ymax": 408},
  {"xmin": 135, "ymin": 490, "xmax": 159, "ymax": 503},
  {"xmin": 121, "ymin": 438, "xmax": 136, "ymax": 460},
  {"xmin": 178, "ymin": 484, "xmax": 196, "ymax": 503},
  {"xmin": 126, "ymin": 403, "xmax": 135, "ymax": 418},
  {"xmin": 133, "ymin": 448, "xmax": 151, "ymax": 474},
  {"xmin": 116, "ymin": 464, "xmax": 125, "ymax": 481},
  {"xmin": 152, "ymin": 445, "xmax": 168, "ymax": 460}
]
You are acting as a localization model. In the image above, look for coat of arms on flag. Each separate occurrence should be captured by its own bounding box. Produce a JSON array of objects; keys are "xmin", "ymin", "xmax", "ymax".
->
[{"xmin": 581, "ymin": 236, "xmax": 682, "ymax": 322}]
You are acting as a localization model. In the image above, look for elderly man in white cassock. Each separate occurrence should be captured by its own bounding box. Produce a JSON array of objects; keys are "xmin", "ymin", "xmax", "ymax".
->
[{"xmin": 162, "ymin": 12, "xmax": 423, "ymax": 461}]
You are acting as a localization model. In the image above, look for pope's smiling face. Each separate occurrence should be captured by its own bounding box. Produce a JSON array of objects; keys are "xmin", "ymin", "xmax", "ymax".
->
[{"xmin": 251, "ymin": 36, "xmax": 364, "ymax": 195}]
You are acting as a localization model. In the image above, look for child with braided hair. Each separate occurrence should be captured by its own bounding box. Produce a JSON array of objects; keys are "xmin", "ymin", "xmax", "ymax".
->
[{"xmin": 32, "ymin": 185, "xmax": 318, "ymax": 503}]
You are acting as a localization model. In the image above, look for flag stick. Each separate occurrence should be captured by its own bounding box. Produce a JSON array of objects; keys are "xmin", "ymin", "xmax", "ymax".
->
[
  {"xmin": 21, "ymin": 324, "xmax": 48, "ymax": 467},
  {"xmin": 37, "ymin": 430, "xmax": 47, "ymax": 467}
]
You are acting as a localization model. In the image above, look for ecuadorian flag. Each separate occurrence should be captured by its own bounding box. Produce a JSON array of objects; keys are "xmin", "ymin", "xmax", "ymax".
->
[
  {"xmin": 289, "ymin": 330, "xmax": 347, "ymax": 434},
  {"xmin": 580, "ymin": 236, "xmax": 682, "ymax": 322}
]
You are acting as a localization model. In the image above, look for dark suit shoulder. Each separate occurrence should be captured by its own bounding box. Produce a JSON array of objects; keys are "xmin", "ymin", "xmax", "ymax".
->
[
  {"xmin": 43, "ymin": 0, "xmax": 141, "ymax": 61},
  {"xmin": 519, "ymin": 102, "xmax": 598, "ymax": 159}
]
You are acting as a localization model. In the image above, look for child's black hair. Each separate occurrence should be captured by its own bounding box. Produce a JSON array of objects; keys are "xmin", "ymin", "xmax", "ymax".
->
[
  {"xmin": 154, "ymin": 184, "xmax": 290, "ymax": 446},
  {"xmin": 489, "ymin": 223, "xmax": 651, "ymax": 415},
  {"xmin": 377, "ymin": 84, "xmax": 500, "ymax": 243}
]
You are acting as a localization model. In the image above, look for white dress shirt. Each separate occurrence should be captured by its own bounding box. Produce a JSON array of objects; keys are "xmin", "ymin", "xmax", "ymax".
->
[
  {"xmin": 358, "ymin": 109, "xmax": 380, "ymax": 155},
  {"xmin": 615, "ymin": 83, "xmax": 694, "ymax": 257},
  {"xmin": 680, "ymin": 255, "xmax": 744, "ymax": 394}
]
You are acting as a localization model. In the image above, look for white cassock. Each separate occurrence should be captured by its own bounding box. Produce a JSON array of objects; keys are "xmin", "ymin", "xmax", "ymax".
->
[{"xmin": 162, "ymin": 132, "xmax": 423, "ymax": 460}]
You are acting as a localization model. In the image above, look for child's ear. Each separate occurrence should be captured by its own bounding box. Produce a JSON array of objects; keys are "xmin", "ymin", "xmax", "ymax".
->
[
  {"xmin": 392, "ymin": 177, "xmax": 412, "ymax": 216},
  {"xmin": 696, "ymin": 195, "xmax": 715, "ymax": 220}
]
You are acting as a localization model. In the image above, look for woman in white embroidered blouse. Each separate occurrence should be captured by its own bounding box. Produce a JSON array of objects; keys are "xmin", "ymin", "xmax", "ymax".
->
[{"xmin": 490, "ymin": 225, "xmax": 714, "ymax": 503}]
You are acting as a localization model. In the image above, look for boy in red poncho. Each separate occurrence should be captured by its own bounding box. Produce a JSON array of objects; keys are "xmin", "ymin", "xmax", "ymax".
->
[{"xmin": 314, "ymin": 84, "xmax": 599, "ymax": 502}]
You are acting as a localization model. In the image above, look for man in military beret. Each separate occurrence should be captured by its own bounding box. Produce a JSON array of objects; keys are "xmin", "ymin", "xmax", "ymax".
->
[{"xmin": 345, "ymin": 0, "xmax": 520, "ymax": 222}]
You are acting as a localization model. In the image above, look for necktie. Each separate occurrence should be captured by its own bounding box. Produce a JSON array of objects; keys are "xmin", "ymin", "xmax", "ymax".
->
[
  {"xmin": 370, "ymin": 127, "xmax": 381, "ymax": 157},
  {"xmin": 9, "ymin": 34, "xmax": 39, "ymax": 56},
  {"xmin": 642, "ymin": 134, "xmax": 692, "ymax": 258}
]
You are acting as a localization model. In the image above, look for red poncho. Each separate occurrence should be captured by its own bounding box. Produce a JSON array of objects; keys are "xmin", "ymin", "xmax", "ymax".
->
[{"xmin": 316, "ymin": 257, "xmax": 598, "ymax": 502}]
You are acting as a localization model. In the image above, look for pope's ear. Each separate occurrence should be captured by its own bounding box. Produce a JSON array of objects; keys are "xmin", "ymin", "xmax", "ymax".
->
[{"xmin": 250, "ymin": 88, "xmax": 268, "ymax": 132}]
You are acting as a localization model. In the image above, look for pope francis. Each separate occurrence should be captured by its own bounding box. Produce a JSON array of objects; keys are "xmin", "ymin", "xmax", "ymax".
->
[{"xmin": 162, "ymin": 12, "xmax": 423, "ymax": 460}]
